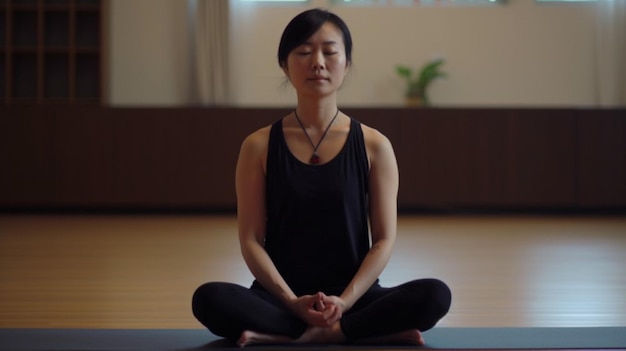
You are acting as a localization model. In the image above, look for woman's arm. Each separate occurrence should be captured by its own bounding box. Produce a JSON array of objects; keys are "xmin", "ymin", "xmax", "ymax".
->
[
  {"xmin": 236, "ymin": 128, "xmax": 336, "ymax": 326},
  {"xmin": 335, "ymin": 127, "xmax": 400, "ymax": 312},
  {"xmin": 236, "ymin": 128, "xmax": 295, "ymax": 304}
]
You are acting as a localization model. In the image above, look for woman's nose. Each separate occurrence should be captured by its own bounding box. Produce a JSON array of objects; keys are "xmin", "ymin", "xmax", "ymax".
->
[{"xmin": 312, "ymin": 52, "xmax": 325, "ymax": 70}]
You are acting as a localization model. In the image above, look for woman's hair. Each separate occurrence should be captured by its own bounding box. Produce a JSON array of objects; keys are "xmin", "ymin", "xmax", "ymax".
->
[{"xmin": 277, "ymin": 8, "xmax": 353, "ymax": 68}]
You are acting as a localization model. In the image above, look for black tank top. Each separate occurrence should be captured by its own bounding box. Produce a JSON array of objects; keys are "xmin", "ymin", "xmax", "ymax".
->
[{"xmin": 256, "ymin": 117, "xmax": 372, "ymax": 296}]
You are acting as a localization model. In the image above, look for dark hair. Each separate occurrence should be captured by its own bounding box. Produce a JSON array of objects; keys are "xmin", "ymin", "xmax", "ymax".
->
[{"xmin": 277, "ymin": 8, "xmax": 353, "ymax": 68}]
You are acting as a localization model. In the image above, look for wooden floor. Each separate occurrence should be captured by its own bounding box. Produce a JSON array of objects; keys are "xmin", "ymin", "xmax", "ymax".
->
[{"xmin": 0, "ymin": 214, "xmax": 625, "ymax": 330}]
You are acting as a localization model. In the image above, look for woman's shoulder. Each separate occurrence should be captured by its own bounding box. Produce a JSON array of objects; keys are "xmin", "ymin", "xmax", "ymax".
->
[
  {"xmin": 356, "ymin": 120, "xmax": 393, "ymax": 151},
  {"xmin": 353, "ymin": 119, "xmax": 398, "ymax": 175},
  {"xmin": 243, "ymin": 124, "xmax": 272, "ymax": 145},
  {"xmin": 237, "ymin": 124, "xmax": 274, "ymax": 173},
  {"xmin": 239, "ymin": 125, "xmax": 272, "ymax": 159},
  {"xmin": 241, "ymin": 115, "xmax": 288, "ymax": 148}
]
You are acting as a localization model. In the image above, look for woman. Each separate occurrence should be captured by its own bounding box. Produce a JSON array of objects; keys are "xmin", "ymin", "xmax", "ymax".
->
[{"xmin": 192, "ymin": 8, "xmax": 451, "ymax": 347}]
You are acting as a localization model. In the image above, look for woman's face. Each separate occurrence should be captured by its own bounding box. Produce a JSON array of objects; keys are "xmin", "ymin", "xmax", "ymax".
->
[{"xmin": 283, "ymin": 22, "xmax": 350, "ymax": 98}]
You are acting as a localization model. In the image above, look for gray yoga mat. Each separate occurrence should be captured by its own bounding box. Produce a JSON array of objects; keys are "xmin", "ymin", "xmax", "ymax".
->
[{"xmin": 0, "ymin": 327, "xmax": 625, "ymax": 350}]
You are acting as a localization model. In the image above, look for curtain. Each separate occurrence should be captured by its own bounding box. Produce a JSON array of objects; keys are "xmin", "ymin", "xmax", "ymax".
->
[
  {"xmin": 193, "ymin": 0, "xmax": 230, "ymax": 105},
  {"xmin": 595, "ymin": 0, "xmax": 626, "ymax": 106}
]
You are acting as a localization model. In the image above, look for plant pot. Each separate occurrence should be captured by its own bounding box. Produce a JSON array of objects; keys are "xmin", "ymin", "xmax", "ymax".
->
[{"xmin": 405, "ymin": 96, "xmax": 424, "ymax": 108}]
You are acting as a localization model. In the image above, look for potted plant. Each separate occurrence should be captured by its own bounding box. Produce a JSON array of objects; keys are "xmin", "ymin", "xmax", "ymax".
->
[{"xmin": 396, "ymin": 58, "xmax": 447, "ymax": 107}]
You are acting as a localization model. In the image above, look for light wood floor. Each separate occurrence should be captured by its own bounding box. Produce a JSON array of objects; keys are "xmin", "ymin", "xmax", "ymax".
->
[{"xmin": 1, "ymin": 214, "xmax": 625, "ymax": 329}]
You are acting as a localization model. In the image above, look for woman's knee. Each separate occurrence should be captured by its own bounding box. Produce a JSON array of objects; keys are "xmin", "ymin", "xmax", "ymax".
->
[
  {"xmin": 426, "ymin": 278, "xmax": 452, "ymax": 317},
  {"xmin": 192, "ymin": 282, "xmax": 244, "ymax": 339},
  {"xmin": 402, "ymin": 278, "xmax": 451, "ymax": 328},
  {"xmin": 191, "ymin": 282, "xmax": 229, "ymax": 325}
]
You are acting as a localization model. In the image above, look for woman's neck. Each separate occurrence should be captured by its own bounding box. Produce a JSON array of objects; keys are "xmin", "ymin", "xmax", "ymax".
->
[{"xmin": 294, "ymin": 96, "xmax": 339, "ymax": 129}]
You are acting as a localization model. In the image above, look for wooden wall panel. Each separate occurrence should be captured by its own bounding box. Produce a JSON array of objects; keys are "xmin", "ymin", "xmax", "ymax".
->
[
  {"xmin": 0, "ymin": 107, "xmax": 624, "ymax": 212},
  {"xmin": 496, "ymin": 109, "xmax": 577, "ymax": 207},
  {"xmin": 0, "ymin": 107, "xmax": 56, "ymax": 206},
  {"xmin": 349, "ymin": 108, "xmax": 578, "ymax": 209},
  {"xmin": 396, "ymin": 109, "xmax": 503, "ymax": 208},
  {"xmin": 576, "ymin": 110, "xmax": 626, "ymax": 207},
  {"xmin": 0, "ymin": 107, "xmax": 288, "ymax": 209}
]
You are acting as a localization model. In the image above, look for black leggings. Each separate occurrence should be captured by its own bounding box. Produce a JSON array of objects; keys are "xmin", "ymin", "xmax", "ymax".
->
[{"xmin": 192, "ymin": 278, "xmax": 451, "ymax": 341}]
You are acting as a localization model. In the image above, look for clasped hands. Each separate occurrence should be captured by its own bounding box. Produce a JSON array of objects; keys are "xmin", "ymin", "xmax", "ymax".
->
[{"xmin": 290, "ymin": 292, "xmax": 346, "ymax": 327}]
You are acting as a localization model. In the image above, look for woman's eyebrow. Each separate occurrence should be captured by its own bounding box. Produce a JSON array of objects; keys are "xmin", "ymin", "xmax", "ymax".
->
[{"xmin": 302, "ymin": 40, "xmax": 339, "ymax": 46}]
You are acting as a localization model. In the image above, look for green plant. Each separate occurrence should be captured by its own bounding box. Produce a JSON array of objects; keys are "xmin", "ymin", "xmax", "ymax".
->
[{"xmin": 396, "ymin": 58, "xmax": 447, "ymax": 106}]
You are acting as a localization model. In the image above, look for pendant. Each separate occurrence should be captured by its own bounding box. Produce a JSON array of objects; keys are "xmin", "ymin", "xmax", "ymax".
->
[{"xmin": 309, "ymin": 153, "xmax": 320, "ymax": 164}]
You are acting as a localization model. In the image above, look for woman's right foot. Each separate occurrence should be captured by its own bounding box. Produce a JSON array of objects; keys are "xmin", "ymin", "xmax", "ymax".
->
[{"xmin": 237, "ymin": 330, "xmax": 293, "ymax": 347}]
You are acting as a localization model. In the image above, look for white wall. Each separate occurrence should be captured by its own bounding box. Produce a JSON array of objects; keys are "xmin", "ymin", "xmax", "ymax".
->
[
  {"xmin": 109, "ymin": 0, "xmax": 192, "ymax": 106},
  {"xmin": 109, "ymin": 0, "xmax": 600, "ymax": 107}
]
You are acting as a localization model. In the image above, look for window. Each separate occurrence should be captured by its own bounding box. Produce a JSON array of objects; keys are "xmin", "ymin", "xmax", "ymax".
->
[
  {"xmin": 536, "ymin": 0, "xmax": 597, "ymax": 2},
  {"xmin": 240, "ymin": 0, "xmax": 308, "ymax": 2},
  {"xmin": 240, "ymin": 0, "xmax": 506, "ymax": 5},
  {"xmin": 330, "ymin": 0, "xmax": 506, "ymax": 6},
  {"xmin": 236, "ymin": 0, "xmax": 310, "ymax": 7}
]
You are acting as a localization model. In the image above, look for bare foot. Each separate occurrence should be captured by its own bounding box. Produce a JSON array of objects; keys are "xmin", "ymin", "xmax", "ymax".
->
[
  {"xmin": 237, "ymin": 330, "xmax": 294, "ymax": 347},
  {"xmin": 296, "ymin": 324, "xmax": 346, "ymax": 344},
  {"xmin": 356, "ymin": 329, "xmax": 424, "ymax": 346},
  {"xmin": 238, "ymin": 328, "xmax": 423, "ymax": 347}
]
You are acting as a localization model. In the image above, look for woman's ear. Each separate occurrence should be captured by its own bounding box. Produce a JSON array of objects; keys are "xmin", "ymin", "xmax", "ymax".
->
[{"xmin": 280, "ymin": 61, "xmax": 289, "ymax": 77}]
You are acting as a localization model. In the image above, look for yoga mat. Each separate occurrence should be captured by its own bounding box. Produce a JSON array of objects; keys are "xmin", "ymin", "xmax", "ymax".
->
[{"xmin": 0, "ymin": 327, "xmax": 625, "ymax": 351}]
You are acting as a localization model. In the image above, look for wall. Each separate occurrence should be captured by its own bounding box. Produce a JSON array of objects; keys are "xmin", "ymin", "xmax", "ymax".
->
[
  {"xmin": 1, "ymin": 107, "xmax": 624, "ymax": 211},
  {"xmin": 229, "ymin": 0, "xmax": 598, "ymax": 107},
  {"xmin": 108, "ymin": 0, "xmax": 192, "ymax": 105},
  {"xmin": 107, "ymin": 0, "xmax": 600, "ymax": 107}
]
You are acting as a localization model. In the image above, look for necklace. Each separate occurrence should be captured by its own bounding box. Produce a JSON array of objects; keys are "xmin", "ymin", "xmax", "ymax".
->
[{"xmin": 294, "ymin": 109, "xmax": 340, "ymax": 164}]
